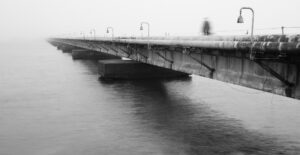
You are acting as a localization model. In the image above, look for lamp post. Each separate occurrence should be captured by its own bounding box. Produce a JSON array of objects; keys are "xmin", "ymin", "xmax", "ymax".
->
[
  {"xmin": 90, "ymin": 29, "xmax": 96, "ymax": 40},
  {"xmin": 140, "ymin": 21, "xmax": 150, "ymax": 49},
  {"xmin": 106, "ymin": 27, "xmax": 114, "ymax": 38},
  {"xmin": 237, "ymin": 7, "xmax": 255, "ymax": 60},
  {"xmin": 281, "ymin": 26, "xmax": 285, "ymax": 35},
  {"xmin": 80, "ymin": 32, "xmax": 85, "ymax": 40},
  {"xmin": 140, "ymin": 21, "xmax": 150, "ymax": 38}
]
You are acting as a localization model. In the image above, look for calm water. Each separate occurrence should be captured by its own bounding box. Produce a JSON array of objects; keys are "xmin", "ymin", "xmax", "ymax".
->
[{"xmin": 1, "ymin": 40, "xmax": 300, "ymax": 155}]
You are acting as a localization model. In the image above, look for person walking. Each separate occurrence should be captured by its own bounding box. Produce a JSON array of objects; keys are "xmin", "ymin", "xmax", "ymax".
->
[{"xmin": 202, "ymin": 18, "xmax": 211, "ymax": 35}]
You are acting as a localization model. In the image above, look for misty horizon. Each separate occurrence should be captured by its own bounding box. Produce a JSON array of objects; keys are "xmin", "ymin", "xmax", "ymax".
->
[{"xmin": 1, "ymin": 0, "xmax": 300, "ymax": 41}]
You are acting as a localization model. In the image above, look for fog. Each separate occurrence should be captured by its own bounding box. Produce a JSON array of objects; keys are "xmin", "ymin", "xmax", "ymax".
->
[{"xmin": 1, "ymin": 0, "xmax": 300, "ymax": 41}]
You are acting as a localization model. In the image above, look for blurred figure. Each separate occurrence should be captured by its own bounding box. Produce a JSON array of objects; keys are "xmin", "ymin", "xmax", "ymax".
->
[{"xmin": 202, "ymin": 18, "xmax": 211, "ymax": 35}]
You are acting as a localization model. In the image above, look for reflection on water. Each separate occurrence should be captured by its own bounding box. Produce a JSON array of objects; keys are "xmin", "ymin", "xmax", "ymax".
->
[
  {"xmin": 98, "ymin": 79, "xmax": 290, "ymax": 155},
  {"xmin": 0, "ymin": 40, "xmax": 300, "ymax": 155}
]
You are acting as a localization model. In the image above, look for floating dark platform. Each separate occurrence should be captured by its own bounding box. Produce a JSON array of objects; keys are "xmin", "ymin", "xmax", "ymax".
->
[{"xmin": 98, "ymin": 59, "xmax": 189, "ymax": 79}]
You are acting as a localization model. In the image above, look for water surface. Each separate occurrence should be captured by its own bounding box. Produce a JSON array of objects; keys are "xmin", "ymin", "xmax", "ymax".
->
[{"xmin": 0, "ymin": 40, "xmax": 300, "ymax": 155}]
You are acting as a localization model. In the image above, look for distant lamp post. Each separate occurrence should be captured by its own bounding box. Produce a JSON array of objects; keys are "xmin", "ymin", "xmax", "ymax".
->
[
  {"xmin": 140, "ymin": 21, "xmax": 150, "ymax": 38},
  {"xmin": 90, "ymin": 29, "xmax": 96, "ymax": 40},
  {"xmin": 281, "ymin": 26, "xmax": 285, "ymax": 35},
  {"xmin": 106, "ymin": 27, "xmax": 114, "ymax": 38},
  {"xmin": 80, "ymin": 32, "xmax": 85, "ymax": 40},
  {"xmin": 237, "ymin": 7, "xmax": 255, "ymax": 60}
]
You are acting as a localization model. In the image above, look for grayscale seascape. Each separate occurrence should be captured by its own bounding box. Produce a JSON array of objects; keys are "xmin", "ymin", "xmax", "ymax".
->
[{"xmin": 1, "ymin": 0, "xmax": 300, "ymax": 154}]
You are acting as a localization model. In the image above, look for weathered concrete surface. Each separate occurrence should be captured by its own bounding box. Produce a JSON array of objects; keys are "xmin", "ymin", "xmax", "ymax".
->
[
  {"xmin": 54, "ymin": 35, "xmax": 300, "ymax": 52},
  {"xmin": 48, "ymin": 35, "xmax": 300, "ymax": 99},
  {"xmin": 98, "ymin": 59, "xmax": 189, "ymax": 79},
  {"xmin": 72, "ymin": 49, "xmax": 121, "ymax": 60}
]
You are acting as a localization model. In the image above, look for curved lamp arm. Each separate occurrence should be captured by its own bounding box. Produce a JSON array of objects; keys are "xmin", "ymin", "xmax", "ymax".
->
[
  {"xmin": 238, "ymin": 7, "xmax": 255, "ymax": 60},
  {"xmin": 140, "ymin": 22, "xmax": 150, "ymax": 38}
]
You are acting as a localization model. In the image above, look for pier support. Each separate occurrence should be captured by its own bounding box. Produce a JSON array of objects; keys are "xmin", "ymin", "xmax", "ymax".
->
[
  {"xmin": 98, "ymin": 59, "xmax": 189, "ymax": 79},
  {"xmin": 72, "ymin": 49, "xmax": 121, "ymax": 60},
  {"xmin": 56, "ymin": 44, "xmax": 76, "ymax": 53}
]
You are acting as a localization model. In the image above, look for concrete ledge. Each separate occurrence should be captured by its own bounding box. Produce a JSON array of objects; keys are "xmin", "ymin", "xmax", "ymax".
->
[{"xmin": 98, "ymin": 59, "xmax": 189, "ymax": 79}]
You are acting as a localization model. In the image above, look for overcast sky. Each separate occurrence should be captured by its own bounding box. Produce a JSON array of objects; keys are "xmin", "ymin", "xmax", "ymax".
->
[{"xmin": 1, "ymin": 0, "xmax": 300, "ymax": 41}]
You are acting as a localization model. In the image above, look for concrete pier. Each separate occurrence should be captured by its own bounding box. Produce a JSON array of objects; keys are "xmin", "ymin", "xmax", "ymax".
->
[
  {"xmin": 62, "ymin": 48, "xmax": 72, "ymax": 53},
  {"xmin": 56, "ymin": 45, "xmax": 75, "ymax": 53},
  {"xmin": 98, "ymin": 59, "xmax": 189, "ymax": 79},
  {"xmin": 48, "ymin": 35, "xmax": 300, "ymax": 99},
  {"xmin": 72, "ymin": 50, "xmax": 120, "ymax": 60}
]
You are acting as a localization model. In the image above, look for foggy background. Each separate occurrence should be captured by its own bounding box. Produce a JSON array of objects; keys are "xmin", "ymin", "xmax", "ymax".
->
[
  {"xmin": 1, "ymin": 0, "xmax": 300, "ymax": 42},
  {"xmin": 1, "ymin": 1, "xmax": 300, "ymax": 154}
]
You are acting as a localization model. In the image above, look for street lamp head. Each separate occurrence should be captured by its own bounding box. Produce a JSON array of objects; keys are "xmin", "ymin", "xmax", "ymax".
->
[{"xmin": 237, "ymin": 15, "xmax": 244, "ymax": 23}]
